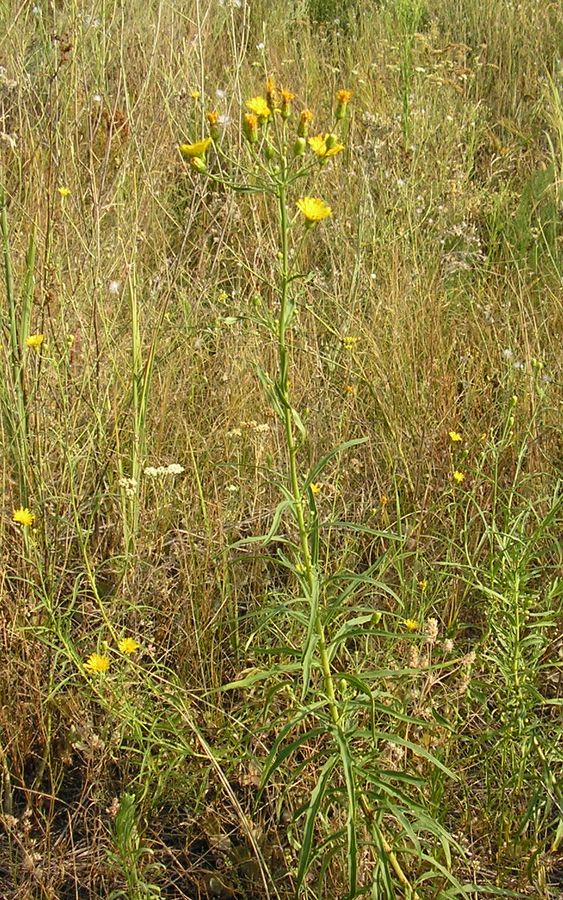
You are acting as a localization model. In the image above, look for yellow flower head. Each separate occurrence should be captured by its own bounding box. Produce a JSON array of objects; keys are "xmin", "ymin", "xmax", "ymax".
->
[
  {"xmin": 336, "ymin": 89, "xmax": 353, "ymax": 105},
  {"xmin": 449, "ymin": 431, "xmax": 462, "ymax": 443},
  {"xmin": 342, "ymin": 335, "xmax": 358, "ymax": 350},
  {"xmin": 308, "ymin": 133, "xmax": 344, "ymax": 159},
  {"xmin": 118, "ymin": 637, "xmax": 140, "ymax": 655},
  {"xmin": 26, "ymin": 334, "xmax": 44, "ymax": 350},
  {"xmin": 206, "ymin": 110, "xmax": 219, "ymax": 126},
  {"xmin": 296, "ymin": 197, "xmax": 332, "ymax": 223},
  {"xmin": 191, "ymin": 90, "xmax": 201, "ymax": 101},
  {"xmin": 178, "ymin": 137, "xmax": 213, "ymax": 159},
  {"xmin": 418, "ymin": 579, "xmax": 428, "ymax": 592},
  {"xmin": 402, "ymin": 618, "xmax": 420, "ymax": 632},
  {"xmin": 57, "ymin": 186, "xmax": 71, "ymax": 197},
  {"xmin": 246, "ymin": 96, "xmax": 270, "ymax": 118},
  {"xmin": 13, "ymin": 507, "xmax": 35, "ymax": 527},
  {"xmin": 453, "ymin": 470, "xmax": 465, "ymax": 483},
  {"xmin": 310, "ymin": 482, "xmax": 322, "ymax": 495},
  {"xmin": 84, "ymin": 653, "xmax": 110, "ymax": 674}
]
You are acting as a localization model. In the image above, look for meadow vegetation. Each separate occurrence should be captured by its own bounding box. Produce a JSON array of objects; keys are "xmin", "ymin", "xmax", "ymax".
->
[{"xmin": 0, "ymin": 0, "xmax": 562, "ymax": 897}]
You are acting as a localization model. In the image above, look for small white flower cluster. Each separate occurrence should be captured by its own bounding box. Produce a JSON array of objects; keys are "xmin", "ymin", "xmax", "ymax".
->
[
  {"xmin": 227, "ymin": 420, "xmax": 270, "ymax": 439},
  {"xmin": 119, "ymin": 476, "xmax": 138, "ymax": 497},
  {"xmin": 143, "ymin": 463, "xmax": 185, "ymax": 478}
]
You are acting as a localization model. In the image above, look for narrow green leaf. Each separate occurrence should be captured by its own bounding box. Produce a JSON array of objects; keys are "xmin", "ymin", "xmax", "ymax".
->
[
  {"xmin": 296, "ymin": 755, "xmax": 339, "ymax": 891},
  {"xmin": 305, "ymin": 437, "xmax": 368, "ymax": 488},
  {"xmin": 334, "ymin": 729, "xmax": 357, "ymax": 897}
]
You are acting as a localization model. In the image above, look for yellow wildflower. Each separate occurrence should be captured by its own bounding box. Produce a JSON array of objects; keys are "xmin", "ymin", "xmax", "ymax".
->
[
  {"xmin": 307, "ymin": 134, "xmax": 326, "ymax": 155},
  {"xmin": 84, "ymin": 653, "xmax": 110, "ymax": 674},
  {"xmin": 57, "ymin": 186, "xmax": 71, "ymax": 197},
  {"xmin": 342, "ymin": 335, "xmax": 358, "ymax": 350},
  {"xmin": 246, "ymin": 96, "xmax": 270, "ymax": 118},
  {"xmin": 453, "ymin": 470, "xmax": 465, "ymax": 483},
  {"xmin": 308, "ymin": 134, "xmax": 344, "ymax": 159},
  {"xmin": 206, "ymin": 110, "xmax": 219, "ymax": 126},
  {"xmin": 336, "ymin": 89, "xmax": 353, "ymax": 105},
  {"xmin": 281, "ymin": 88, "xmax": 295, "ymax": 104},
  {"xmin": 296, "ymin": 197, "xmax": 332, "ymax": 223},
  {"xmin": 190, "ymin": 90, "xmax": 201, "ymax": 101},
  {"xmin": 26, "ymin": 334, "xmax": 44, "ymax": 351},
  {"xmin": 380, "ymin": 494, "xmax": 389, "ymax": 508},
  {"xmin": 178, "ymin": 137, "xmax": 213, "ymax": 159},
  {"xmin": 402, "ymin": 618, "xmax": 420, "ymax": 631},
  {"xmin": 449, "ymin": 431, "xmax": 462, "ymax": 442},
  {"xmin": 13, "ymin": 507, "xmax": 35, "ymax": 527},
  {"xmin": 310, "ymin": 482, "xmax": 322, "ymax": 495},
  {"xmin": 418, "ymin": 579, "xmax": 428, "ymax": 592},
  {"xmin": 118, "ymin": 637, "xmax": 140, "ymax": 655}
]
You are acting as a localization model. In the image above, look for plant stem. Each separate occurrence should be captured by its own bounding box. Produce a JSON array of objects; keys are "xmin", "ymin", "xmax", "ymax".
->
[{"xmin": 276, "ymin": 177, "xmax": 339, "ymax": 726}]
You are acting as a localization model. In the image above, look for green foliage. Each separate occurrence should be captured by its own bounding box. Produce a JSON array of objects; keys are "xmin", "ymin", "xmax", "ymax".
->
[{"xmin": 108, "ymin": 793, "xmax": 164, "ymax": 899}]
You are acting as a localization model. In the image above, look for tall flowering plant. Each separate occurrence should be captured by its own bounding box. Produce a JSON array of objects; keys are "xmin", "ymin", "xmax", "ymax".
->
[{"xmin": 180, "ymin": 82, "xmax": 454, "ymax": 900}]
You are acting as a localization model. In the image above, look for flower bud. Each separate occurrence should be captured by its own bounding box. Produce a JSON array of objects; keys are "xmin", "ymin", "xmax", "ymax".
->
[
  {"xmin": 206, "ymin": 110, "xmax": 220, "ymax": 142},
  {"xmin": 266, "ymin": 76, "xmax": 276, "ymax": 112},
  {"xmin": 293, "ymin": 137, "xmax": 306, "ymax": 157},
  {"xmin": 264, "ymin": 142, "xmax": 276, "ymax": 161},
  {"xmin": 335, "ymin": 89, "xmax": 353, "ymax": 120},
  {"xmin": 191, "ymin": 157, "xmax": 207, "ymax": 173},
  {"xmin": 243, "ymin": 113, "xmax": 259, "ymax": 143},
  {"xmin": 280, "ymin": 88, "xmax": 295, "ymax": 120},
  {"xmin": 298, "ymin": 109, "xmax": 313, "ymax": 138}
]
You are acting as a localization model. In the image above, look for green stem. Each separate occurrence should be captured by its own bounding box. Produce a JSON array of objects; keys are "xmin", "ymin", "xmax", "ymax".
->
[{"xmin": 276, "ymin": 177, "xmax": 339, "ymax": 726}]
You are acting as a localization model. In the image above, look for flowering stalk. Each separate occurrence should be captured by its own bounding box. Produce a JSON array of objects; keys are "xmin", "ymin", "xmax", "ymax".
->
[{"xmin": 276, "ymin": 172, "xmax": 339, "ymax": 725}]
